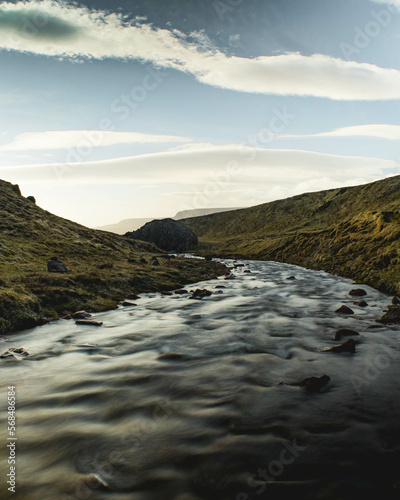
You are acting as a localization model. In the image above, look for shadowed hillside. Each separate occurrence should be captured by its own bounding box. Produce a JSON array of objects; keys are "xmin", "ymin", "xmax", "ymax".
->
[
  {"xmin": 0, "ymin": 180, "xmax": 225, "ymax": 334},
  {"xmin": 183, "ymin": 175, "xmax": 400, "ymax": 295}
]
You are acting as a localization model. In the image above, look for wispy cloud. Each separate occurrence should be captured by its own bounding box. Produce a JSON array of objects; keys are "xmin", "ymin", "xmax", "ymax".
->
[
  {"xmin": 270, "ymin": 124, "xmax": 400, "ymax": 141},
  {"xmin": 1, "ymin": 1, "xmax": 400, "ymax": 100},
  {"xmin": 0, "ymin": 145, "xmax": 396, "ymax": 186},
  {"xmin": 0, "ymin": 130, "xmax": 190, "ymax": 152}
]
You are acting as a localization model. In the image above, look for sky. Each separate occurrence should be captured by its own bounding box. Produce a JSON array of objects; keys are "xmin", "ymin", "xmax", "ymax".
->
[{"xmin": 0, "ymin": 0, "xmax": 399, "ymax": 227}]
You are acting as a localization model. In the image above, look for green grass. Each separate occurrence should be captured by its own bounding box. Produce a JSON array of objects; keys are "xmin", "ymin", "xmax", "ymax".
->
[
  {"xmin": 183, "ymin": 176, "xmax": 400, "ymax": 296},
  {"xmin": 0, "ymin": 180, "xmax": 226, "ymax": 334}
]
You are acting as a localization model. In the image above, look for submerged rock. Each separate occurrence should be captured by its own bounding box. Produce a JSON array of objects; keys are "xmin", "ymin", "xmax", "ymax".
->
[
  {"xmin": 75, "ymin": 320, "xmax": 103, "ymax": 327},
  {"xmin": 349, "ymin": 289, "xmax": 367, "ymax": 296},
  {"xmin": 335, "ymin": 305, "xmax": 354, "ymax": 315},
  {"xmin": 297, "ymin": 375, "xmax": 331, "ymax": 393},
  {"xmin": 354, "ymin": 301, "xmax": 368, "ymax": 307},
  {"xmin": 328, "ymin": 338, "xmax": 356, "ymax": 353},
  {"xmin": 335, "ymin": 329, "xmax": 360, "ymax": 341},
  {"xmin": 190, "ymin": 289, "xmax": 212, "ymax": 300},
  {"xmin": 47, "ymin": 256, "xmax": 67, "ymax": 273}
]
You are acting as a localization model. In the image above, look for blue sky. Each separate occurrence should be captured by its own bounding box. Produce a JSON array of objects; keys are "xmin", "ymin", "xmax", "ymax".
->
[{"xmin": 0, "ymin": 0, "xmax": 399, "ymax": 226}]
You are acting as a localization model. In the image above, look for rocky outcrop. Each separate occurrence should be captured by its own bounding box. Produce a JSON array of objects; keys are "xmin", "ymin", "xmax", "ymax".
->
[{"xmin": 126, "ymin": 219, "xmax": 198, "ymax": 253}]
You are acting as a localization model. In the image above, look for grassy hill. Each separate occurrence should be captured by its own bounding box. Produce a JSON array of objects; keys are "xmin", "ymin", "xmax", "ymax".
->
[
  {"xmin": 0, "ymin": 180, "xmax": 225, "ymax": 334},
  {"xmin": 183, "ymin": 175, "xmax": 400, "ymax": 296}
]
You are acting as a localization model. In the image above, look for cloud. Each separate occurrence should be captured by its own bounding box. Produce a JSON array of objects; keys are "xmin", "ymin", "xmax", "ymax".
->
[
  {"xmin": 1, "ymin": 1, "xmax": 400, "ymax": 100},
  {"xmin": 272, "ymin": 124, "xmax": 400, "ymax": 141},
  {"xmin": 0, "ymin": 144, "xmax": 397, "ymax": 187},
  {"xmin": 0, "ymin": 130, "xmax": 190, "ymax": 152}
]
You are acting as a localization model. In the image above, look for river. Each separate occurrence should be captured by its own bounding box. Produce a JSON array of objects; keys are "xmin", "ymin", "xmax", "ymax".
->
[{"xmin": 1, "ymin": 259, "xmax": 399, "ymax": 500}]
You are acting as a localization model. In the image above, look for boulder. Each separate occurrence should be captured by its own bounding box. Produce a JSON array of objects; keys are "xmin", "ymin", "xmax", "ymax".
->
[
  {"xmin": 378, "ymin": 306, "xmax": 400, "ymax": 324},
  {"xmin": 26, "ymin": 196, "xmax": 36, "ymax": 204},
  {"xmin": 125, "ymin": 218, "xmax": 198, "ymax": 253},
  {"xmin": 335, "ymin": 305, "xmax": 354, "ymax": 315},
  {"xmin": 354, "ymin": 301, "xmax": 368, "ymax": 307},
  {"xmin": 47, "ymin": 257, "xmax": 67, "ymax": 273}
]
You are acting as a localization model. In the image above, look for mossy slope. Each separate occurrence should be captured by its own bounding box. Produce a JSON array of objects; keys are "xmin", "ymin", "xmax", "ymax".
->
[
  {"xmin": 183, "ymin": 175, "xmax": 400, "ymax": 295},
  {"xmin": 0, "ymin": 180, "xmax": 225, "ymax": 334}
]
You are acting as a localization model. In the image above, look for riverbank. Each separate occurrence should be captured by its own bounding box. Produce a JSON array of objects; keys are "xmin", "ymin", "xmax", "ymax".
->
[
  {"xmin": 0, "ymin": 179, "xmax": 226, "ymax": 334},
  {"xmin": 183, "ymin": 175, "xmax": 400, "ymax": 297}
]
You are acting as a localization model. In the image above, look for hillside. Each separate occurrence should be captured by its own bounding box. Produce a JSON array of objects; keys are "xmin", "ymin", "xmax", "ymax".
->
[
  {"xmin": 183, "ymin": 175, "xmax": 400, "ymax": 296},
  {"xmin": 0, "ymin": 180, "xmax": 225, "ymax": 334},
  {"xmin": 96, "ymin": 208, "xmax": 242, "ymax": 234}
]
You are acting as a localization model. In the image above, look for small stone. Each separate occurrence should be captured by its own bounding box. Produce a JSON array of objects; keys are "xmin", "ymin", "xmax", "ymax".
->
[
  {"xmin": 26, "ymin": 195, "xmax": 36, "ymax": 204},
  {"xmin": 75, "ymin": 320, "xmax": 103, "ymax": 327},
  {"xmin": 0, "ymin": 351, "xmax": 17, "ymax": 360},
  {"xmin": 392, "ymin": 296, "xmax": 400, "ymax": 305},
  {"xmin": 151, "ymin": 257, "xmax": 160, "ymax": 266},
  {"xmin": 224, "ymin": 275, "xmax": 235, "ymax": 280},
  {"xmin": 243, "ymin": 270, "xmax": 251, "ymax": 274},
  {"xmin": 140, "ymin": 258, "xmax": 147, "ymax": 264},
  {"xmin": 328, "ymin": 338, "xmax": 356, "ymax": 353},
  {"xmin": 160, "ymin": 291, "xmax": 173, "ymax": 296},
  {"xmin": 286, "ymin": 276, "xmax": 296, "ymax": 280},
  {"xmin": 127, "ymin": 294, "xmax": 140, "ymax": 300},
  {"xmin": 215, "ymin": 285, "xmax": 226, "ymax": 289},
  {"xmin": 175, "ymin": 289, "xmax": 188, "ymax": 294},
  {"xmin": 335, "ymin": 305, "xmax": 354, "ymax": 315},
  {"xmin": 335, "ymin": 329, "xmax": 360, "ymax": 341},
  {"xmin": 349, "ymin": 289, "xmax": 367, "ymax": 296},
  {"xmin": 354, "ymin": 301, "xmax": 368, "ymax": 307},
  {"xmin": 72, "ymin": 311, "xmax": 92, "ymax": 320}
]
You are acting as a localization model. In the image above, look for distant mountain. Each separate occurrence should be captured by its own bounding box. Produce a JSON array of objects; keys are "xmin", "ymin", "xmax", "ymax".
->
[
  {"xmin": 96, "ymin": 208, "xmax": 242, "ymax": 234},
  {"xmin": 0, "ymin": 179, "xmax": 225, "ymax": 334},
  {"xmin": 183, "ymin": 176, "xmax": 400, "ymax": 296}
]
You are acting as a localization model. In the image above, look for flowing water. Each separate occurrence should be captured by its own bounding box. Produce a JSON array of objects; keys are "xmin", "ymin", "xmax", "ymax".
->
[{"xmin": 1, "ymin": 259, "xmax": 400, "ymax": 500}]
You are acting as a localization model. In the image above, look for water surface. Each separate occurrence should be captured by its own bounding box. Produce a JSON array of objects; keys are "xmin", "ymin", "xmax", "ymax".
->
[{"xmin": 1, "ymin": 260, "xmax": 399, "ymax": 500}]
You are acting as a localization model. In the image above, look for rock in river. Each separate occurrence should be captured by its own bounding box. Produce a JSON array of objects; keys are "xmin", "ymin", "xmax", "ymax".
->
[
  {"xmin": 349, "ymin": 289, "xmax": 367, "ymax": 296},
  {"xmin": 335, "ymin": 329, "xmax": 360, "ymax": 341},
  {"xmin": 335, "ymin": 305, "xmax": 354, "ymax": 315},
  {"xmin": 328, "ymin": 338, "xmax": 356, "ymax": 353}
]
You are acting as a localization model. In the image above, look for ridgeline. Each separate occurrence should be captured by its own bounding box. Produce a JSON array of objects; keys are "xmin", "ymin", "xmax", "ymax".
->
[
  {"xmin": 0, "ymin": 180, "xmax": 225, "ymax": 334},
  {"xmin": 183, "ymin": 175, "xmax": 400, "ymax": 296}
]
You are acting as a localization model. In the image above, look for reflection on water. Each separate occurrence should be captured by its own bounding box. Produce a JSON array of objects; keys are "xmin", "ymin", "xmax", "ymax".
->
[{"xmin": 1, "ymin": 260, "xmax": 400, "ymax": 500}]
